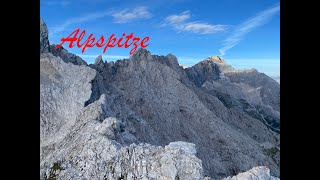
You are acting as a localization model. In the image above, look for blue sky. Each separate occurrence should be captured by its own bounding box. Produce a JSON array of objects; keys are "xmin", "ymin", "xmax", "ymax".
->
[{"xmin": 40, "ymin": 0, "xmax": 280, "ymax": 79}]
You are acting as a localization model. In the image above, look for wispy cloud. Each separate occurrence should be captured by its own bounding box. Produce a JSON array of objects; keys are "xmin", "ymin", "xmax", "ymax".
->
[
  {"xmin": 162, "ymin": 11, "xmax": 227, "ymax": 34},
  {"xmin": 111, "ymin": 6, "xmax": 152, "ymax": 24},
  {"xmin": 49, "ymin": 11, "xmax": 110, "ymax": 36},
  {"xmin": 50, "ymin": 6, "xmax": 152, "ymax": 36},
  {"xmin": 219, "ymin": 3, "xmax": 280, "ymax": 56},
  {"xmin": 164, "ymin": 11, "xmax": 191, "ymax": 25},
  {"xmin": 183, "ymin": 22, "xmax": 226, "ymax": 34}
]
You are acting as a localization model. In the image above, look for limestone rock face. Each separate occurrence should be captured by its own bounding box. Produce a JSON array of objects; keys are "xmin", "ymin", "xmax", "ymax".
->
[
  {"xmin": 94, "ymin": 55, "xmax": 103, "ymax": 65},
  {"xmin": 186, "ymin": 56, "xmax": 280, "ymax": 133},
  {"xmin": 40, "ymin": 53, "xmax": 95, "ymax": 147},
  {"xmin": 185, "ymin": 57, "xmax": 222, "ymax": 87},
  {"xmin": 40, "ymin": 53, "xmax": 206, "ymax": 180},
  {"xmin": 50, "ymin": 45, "xmax": 87, "ymax": 65},
  {"xmin": 222, "ymin": 166, "xmax": 280, "ymax": 180},
  {"xmin": 40, "ymin": 17, "xmax": 280, "ymax": 180},
  {"xmin": 86, "ymin": 50, "xmax": 280, "ymax": 179},
  {"xmin": 40, "ymin": 18, "xmax": 51, "ymax": 53}
]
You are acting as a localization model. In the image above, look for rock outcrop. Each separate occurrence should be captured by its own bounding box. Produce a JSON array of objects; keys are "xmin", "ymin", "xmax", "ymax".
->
[
  {"xmin": 40, "ymin": 53, "xmax": 95, "ymax": 147},
  {"xmin": 40, "ymin": 18, "xmax": 51, "ymax": 53},
  {"xmin": 86, "ymin": 49, "xmax": 280, "ymax": 179},
  {"xmin": 40, "ymin": 17, "xmax": 86, "ymax": 65},
  {"xmin": 50, "ymin": 44, "xmax": 87, "ymax": 65},
  {"xmin": 40, "ymin": 18, "xmax": 280, "ymax": 180},
  {"xmin": 186, "ymin": 56, "xmax": 280, "ymax": 133},
  {"xmin": 40, "ymin": 52, "xmax": 206, "ymax": 180},
  {"xmin": 222, "ymin": 166, "xmax": 279, "ymax": 180}
]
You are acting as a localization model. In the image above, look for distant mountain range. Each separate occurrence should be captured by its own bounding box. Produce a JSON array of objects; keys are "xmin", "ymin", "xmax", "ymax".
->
[{"xmin": 40, "ymin": 18, "xmax": 280, "ymax": 180}]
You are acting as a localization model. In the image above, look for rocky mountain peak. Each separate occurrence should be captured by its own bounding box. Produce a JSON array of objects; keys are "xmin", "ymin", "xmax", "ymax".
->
[
  {"xmin": 129, "ymin": 48, "xmax": 152, "ymax": 61},
  {"xmin": 40, "ymin": 17, "xmax": 86, "ymax": 66},
  {"xmin": 50, "ymin": 45, "xmax": 87, "ymax": 66},
  {"xmin": 185, "ymin": 58, "xmax": 222, "ymax": 87},
  {"xmin": 165, "ymin": 53, "xmax": 179, "ymax": 64},
  {"xmin": 40, "ymin": 17, "xmax": 280, "ymax": 180},
  {"xmin": 127, "ymin": 49, "xmax": 181, "ymax": 70},
  {"xmin": 40, "ymin": 18, "xmax": 51, "ymax": 53},
  {"xmin": 94, "ymin": 55, "xmax": 103, "ymax": 65},
  {"xmin": 206, "ymin": 55, "xmax": 225, "ymax": 63}
]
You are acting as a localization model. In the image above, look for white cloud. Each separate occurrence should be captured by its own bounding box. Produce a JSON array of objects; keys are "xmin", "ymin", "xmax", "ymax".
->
[
  {"xmin": 111, "ymin": 6, "xmax": 152, "ymax": 23},
  {"xmin": 219, "ymin": 3, "xmax": 280, "ymax": 56},
  {"xmin": 183, "ymin": 22, "xmax": 226, "ymax": 34},
  {"xmin": 162, "ymin": 11, "xmax": 226, "ymax": 34},
  {"xmin": 49, "ymin": 6, "xmax": 152, "ymax": 36},
  {"xmin": 49, "ymin": 11, "xmax": 110, "ymax": 36},
  {"xmin": 164, "ymin": 11, "xmax": 191, "ymax": 25}
]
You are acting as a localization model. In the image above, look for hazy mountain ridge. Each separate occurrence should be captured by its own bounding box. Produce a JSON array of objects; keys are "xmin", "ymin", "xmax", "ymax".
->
[{"xmin": 40, "ymin": 18, "xmax": 280, "ymax": 180}]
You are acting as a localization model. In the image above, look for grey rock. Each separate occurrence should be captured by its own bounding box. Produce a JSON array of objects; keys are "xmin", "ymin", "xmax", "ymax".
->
[
  {"xmin": 50, "ymin": 44, "xmax": 87, "ymax": 65},
  {"xmin": 42, "ymin": 126, "xmax": 205, "ymax": 180},
  {"xmin": 222, "ymin": 166, "xmax": 280, "ymax": 180},
  {"xmin": 186, "ymin": 56, "xmax": 280, "ymax": 133},
  {"xmin": 39, "ymin": 17, "xmax": 87, "ymax": 65},
  {"xmin": 40, "ymin": 18, "xmax": 51, "ymax": 53},
  {"xmin": 185, "ymin": 57, "xmax": 222, "ymax": 87},
  {"xmin": 40, "ymin": 50, "xmax": 206, "ymax": 180},
  {"xmin": 88, "ymin": 50, "xmax": 280, "ymax": 179},
  {"xmin": 89, "ymin": 55, "xmax": 105, "ymax": 72},
  {"xmin": 260, "ymin": 142, "xmax": 280, "ymax": 166},
  {"xmin": 94, "ymin": 55, "xmax": 103, "ymax": 65},
  {"xmin": 40, "ymin": 53, "xmax": 95, "ymax": 147},
  {"xmin": 129, "ymin": 48, "xmax": 152, "ymax": 61},
  {"xmin": 40, "ymin": 17, "xmax": 280, "ymax": 180}
]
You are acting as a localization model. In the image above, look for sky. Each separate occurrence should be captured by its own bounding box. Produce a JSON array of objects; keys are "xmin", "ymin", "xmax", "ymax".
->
[{"xmin": 40, "ymin": 0, "xmax": 280, "ymax": 79}]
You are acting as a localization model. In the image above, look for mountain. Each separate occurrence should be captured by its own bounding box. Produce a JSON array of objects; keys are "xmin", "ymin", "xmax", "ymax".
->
[{"xmin": 40, "ymin": 18, "xmax": 280, "ymax": 180}]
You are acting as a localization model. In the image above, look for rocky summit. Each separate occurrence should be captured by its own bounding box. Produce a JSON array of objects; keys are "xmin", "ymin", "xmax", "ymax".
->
[{"xmin": 40, "ymin": 18, "xmax": 280, "ymax": 180}]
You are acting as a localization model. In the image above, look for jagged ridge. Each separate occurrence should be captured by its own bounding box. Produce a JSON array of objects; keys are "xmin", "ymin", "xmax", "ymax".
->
[{"xmin": 40, "ymin": 17, "xmax": 280, "ymax": 180}]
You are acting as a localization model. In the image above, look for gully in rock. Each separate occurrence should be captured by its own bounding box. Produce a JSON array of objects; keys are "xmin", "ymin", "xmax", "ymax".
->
[{"xmin": 56, "ymin": 28, "xmax": 150, "ymax": 55}]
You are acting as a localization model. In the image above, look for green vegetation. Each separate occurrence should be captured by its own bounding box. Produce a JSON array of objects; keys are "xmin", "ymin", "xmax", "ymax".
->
[
  {"xmin": 264, "ymin": 147, "xmax": 279, "ymax": 157},
  {"xmin": 46, "ymin": 162, "xmax": 64, "ymax": 180}
]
